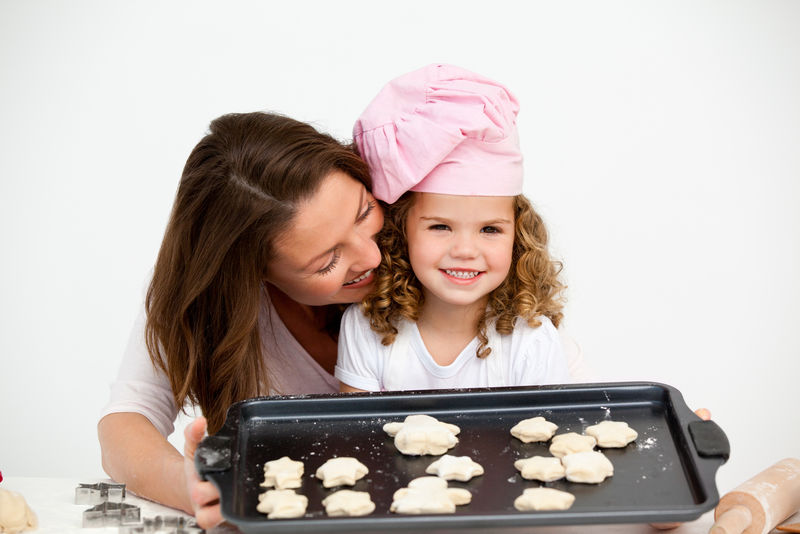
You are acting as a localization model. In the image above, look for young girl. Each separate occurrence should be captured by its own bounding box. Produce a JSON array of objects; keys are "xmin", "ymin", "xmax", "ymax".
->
[{"xmin": 336, "ymin": 64, "xmax": 570, "ymax": 392}]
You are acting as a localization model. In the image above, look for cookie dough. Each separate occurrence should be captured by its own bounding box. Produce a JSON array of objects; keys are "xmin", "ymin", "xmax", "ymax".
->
[
  {"xmin": 514, "ymin": 487, "xmax": 575, "ymax": 511},
  {"xmin": 0, "ymin": 488, "xmax": 38, "ymax": 533},
  {"xmin": 383, "ymin": 414, "xmax": 460, "ymax": 455},
  {"xmin": 390, "ymin": 476, "xmax": 472, "ymax": 514},
  {"xmin": 256, "ymin": 489, "xmax": 308, "ymax": 519},
  {"xmin": 585, "ymin": 420, "xmax": 638, "ymax": 447},
  {"xmin": 513, "ymin": 456, "xmax": 566, "ymax": 482},
  {"xmin": 562, "ymin": 450, "xmax": 614, "ymax": 483},
  {"xmin": 425, "ymin": 454, "xmax": 484, "ymax": 482},
  {"xmin": 510, "ymin": 416, "xmax": 558, "ymax": 443},
  {"xmin": 315, "ymin": 457, "xmax": 369, "ymax": 488},
  {"xmin": 321, "ymin": 490, "xmax": 376, "ymax": 517},
  {"xmin": 260, "ymin": 456, "xmax": 304, "ymax": 489},
  {"xmin": 549, "ymin": 432, "xmax": 597, "ymax": 458}
]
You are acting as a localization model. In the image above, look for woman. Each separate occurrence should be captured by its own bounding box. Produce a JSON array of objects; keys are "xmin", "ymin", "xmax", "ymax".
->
[{"xmin": 97, "ymin": 112, "xmax": 384, "ymax": 528}]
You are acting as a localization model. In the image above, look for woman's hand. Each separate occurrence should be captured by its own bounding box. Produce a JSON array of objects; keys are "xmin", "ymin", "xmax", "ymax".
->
[{"xmin": 183, "ymin": 417, "xmax": 224, "ymax": 529}]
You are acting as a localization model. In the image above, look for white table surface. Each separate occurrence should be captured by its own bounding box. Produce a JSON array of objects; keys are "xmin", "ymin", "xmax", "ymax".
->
[{"xmin": 4, "ymin": 476, "xmax": 799, "ymax": 534}]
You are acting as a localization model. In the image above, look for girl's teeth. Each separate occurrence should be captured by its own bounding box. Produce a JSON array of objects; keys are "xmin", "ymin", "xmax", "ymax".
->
[
  {"xmin": 445, "ymin": 270, "xmax": 479, "ymax": 279},
  {"xmin": 344, "ymin": 269, "xmax": 372, "ymax": 286}
]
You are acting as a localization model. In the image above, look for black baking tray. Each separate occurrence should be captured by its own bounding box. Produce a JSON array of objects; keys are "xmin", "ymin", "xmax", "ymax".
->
[{"xmin": 196, "ymin": 382, "xmax": 728, "ymax": 533}]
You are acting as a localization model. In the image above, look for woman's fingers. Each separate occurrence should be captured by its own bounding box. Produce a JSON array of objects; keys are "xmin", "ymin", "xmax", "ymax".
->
[
  {"xmin": 195, "ymin": 503, "xmax": 224, "ymax": 530},
  {"xmin": 183, "ymin": 416, "xmax": 207, "ymax": 460},
  {"xmin": 192, "ymin": 480, "xmax": 220, "ymax": 507},
  {"xmin": 695, "ymin": 408, "xmax": 711, "ymax": 421}
]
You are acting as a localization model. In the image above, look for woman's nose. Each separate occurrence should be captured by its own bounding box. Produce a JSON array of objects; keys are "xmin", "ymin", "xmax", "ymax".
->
[{"xmin": 353, "ymin": 230, "xmax": 382, "ymax": 271}]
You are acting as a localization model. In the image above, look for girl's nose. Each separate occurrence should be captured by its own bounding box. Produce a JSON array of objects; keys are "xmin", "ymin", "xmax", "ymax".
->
[{"xmin": 450, "ymin": 233, "xmax": 479, "ymax": 259}]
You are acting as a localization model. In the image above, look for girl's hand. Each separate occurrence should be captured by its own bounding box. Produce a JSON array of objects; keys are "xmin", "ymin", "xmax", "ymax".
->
[{"xmin": 183, "ymin": 417, "xmax": 224, "ymax": 529}]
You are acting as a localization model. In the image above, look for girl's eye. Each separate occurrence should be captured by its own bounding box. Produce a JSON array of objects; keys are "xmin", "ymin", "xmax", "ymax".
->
[
  {"xmin": 429, "ymin": 224, "xmax": 450, "ymax": 231},
  {"xmin": 317, "ymin": 249, "xmax": 341, "ymax": 275},
  {"xmin": 357, "ymin": 200, "xmax": 376, "ymax": 222},
  {"xmin": 481, "ymin": 226, "xmax": 501, "ymax": 234}
]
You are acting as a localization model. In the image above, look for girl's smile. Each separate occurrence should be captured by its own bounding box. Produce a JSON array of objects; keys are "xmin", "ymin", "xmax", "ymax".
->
[{"xmin": 441, "ymin": 269, "xmax": 484, "ymax": 283}]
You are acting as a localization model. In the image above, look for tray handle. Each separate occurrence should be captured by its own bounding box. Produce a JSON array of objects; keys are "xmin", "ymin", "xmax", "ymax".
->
[
  {"xmin": 195, "ymin": 435, "xmax": 233, "ymax": 478},
  {"xmin": 688, "ymin": 420, "xmax": 730, "ymax": 460}
]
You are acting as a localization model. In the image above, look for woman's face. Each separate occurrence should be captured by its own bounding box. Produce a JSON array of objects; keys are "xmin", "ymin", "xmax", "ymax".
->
[{"xmin": 266, "ymin": 170, "xmax": 384, "ymax": 306}]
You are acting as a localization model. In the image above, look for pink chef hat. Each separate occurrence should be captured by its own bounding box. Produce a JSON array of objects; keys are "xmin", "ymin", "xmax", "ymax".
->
[{"xmin": 353, "ymin": 63, "xmax": 523, "ymax": 203}]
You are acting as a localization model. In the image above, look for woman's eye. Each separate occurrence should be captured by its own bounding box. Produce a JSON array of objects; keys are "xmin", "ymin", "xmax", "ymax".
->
[
  {"xmin": 317, "ymin": 250, "xmax": 341, "ymax": 275},
  {"xmin": 357, "ymin": 200, "xmax": 376, "ymax": 222}
]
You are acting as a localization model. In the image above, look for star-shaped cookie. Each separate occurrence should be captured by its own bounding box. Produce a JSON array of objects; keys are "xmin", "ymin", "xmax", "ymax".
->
[
  {"xmin": 260, "ymin": 456, "xmax": 304, "ymax": 489},
  {"xmin": 315, "ymin": 457, "xmax": 369, "ymax": 488},
  {"xmin": 425, "ymin": 454, "xmax": 484, "ymax": 482},
  {"xmin": 585, "ymin": 420, "xmax": 638, "ymax": 447},
  {"xmin": 256, "ymin": 489, "xmax": 308, "ymax": 519},
  {"xmin": 383, "ymin": 414, "xmax": 460, "ymax": 455}
]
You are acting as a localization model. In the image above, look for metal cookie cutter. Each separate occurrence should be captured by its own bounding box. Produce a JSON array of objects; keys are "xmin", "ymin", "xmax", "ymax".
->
[
  {"xmin": 118, "ymin": 515, "xmax": 204, "ymax": 533},
  {"xmin": 75, "ymin": 482, "xmax": 127, "ymax": 504},
  {"xmin": 82, "ymin": 501, "xmax": 141, "ymax": 527}
]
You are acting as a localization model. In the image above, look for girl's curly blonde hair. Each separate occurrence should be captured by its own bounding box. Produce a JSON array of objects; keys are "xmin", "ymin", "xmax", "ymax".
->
[{"xmin": 361, "ymin": 192, "xmax": 566, "ymax": 359}]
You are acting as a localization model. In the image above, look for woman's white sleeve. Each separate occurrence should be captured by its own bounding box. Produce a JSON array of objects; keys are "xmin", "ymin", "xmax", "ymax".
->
[
  {"xmin": 335, "ymin": 305, "xmax": 382, "ymax": 391},
  {"xmin": 99, "ymin": 307, "xmax": 180, "ymax": 437}
]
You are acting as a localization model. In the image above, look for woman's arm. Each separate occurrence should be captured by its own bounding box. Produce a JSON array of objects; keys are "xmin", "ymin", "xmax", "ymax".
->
[
  {"xmin": 97, "ymin": 413, "xmax": 224, "ymax": 528},
  {"xmin": 97, "ymin": 412, "xmax": 191, "ymax": 512},
  {"xmin": 340, "ymin": 382, "xmax": 367, "ymax": 393}
]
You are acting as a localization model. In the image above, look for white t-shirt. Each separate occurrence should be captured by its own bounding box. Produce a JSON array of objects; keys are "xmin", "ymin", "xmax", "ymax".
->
[
  {"xmin": 100, "ymin": 289, "xmax": 339, "ymax": 437},
  {"xmin": 335, "ymin": 304, "xmax": 570, "ymax": 392}
]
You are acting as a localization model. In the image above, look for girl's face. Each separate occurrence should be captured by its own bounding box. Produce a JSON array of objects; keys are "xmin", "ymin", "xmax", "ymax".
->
[
  {"xmin": 266, "ymin": 170, "xmax": 384, "ymax": 306},
  {"xmin": 405, "ymin": 192, "xmax": 515, "ymax": 312}
]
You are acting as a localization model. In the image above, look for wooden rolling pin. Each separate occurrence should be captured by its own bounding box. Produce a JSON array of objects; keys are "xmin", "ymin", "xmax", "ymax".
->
[{"xmin": 711, "ymin": 458, "xmax": 800, "ymax": 534}]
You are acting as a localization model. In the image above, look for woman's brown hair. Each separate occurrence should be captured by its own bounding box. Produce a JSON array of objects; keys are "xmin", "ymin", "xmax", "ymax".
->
[
  {"xmin": 145, "ymin": 112, "xmax": 371, "ymax": 433},
  {"xmin": 362, "ymin": 192, "xmax": 565, "ymax": 358}
]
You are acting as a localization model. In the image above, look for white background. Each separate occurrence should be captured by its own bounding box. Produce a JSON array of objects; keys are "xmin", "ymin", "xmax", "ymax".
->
[{"xmin": 1, "ymin": 0, "xmax": 798, "ymax": 499}]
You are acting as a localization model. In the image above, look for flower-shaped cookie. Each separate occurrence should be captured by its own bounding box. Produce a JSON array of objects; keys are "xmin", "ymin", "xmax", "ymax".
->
[
  {"xmin": 510, "ymin": 416, "xmax": 558, "ymax": 443},
  {"xmin": 425, "ymin": 454, "xmax": 484, "ymax": 482},
  {"xmin": 390, "ymin": 476, "xmax": 471, "ymax": 514},
  {"xmin": 260, "ymin": 456, "xmax": 304, "ymax": 489},
  {"xmin": 321, "ymin": 490, "xmax": 376, "ymax": 517},
  {"xmin": 315, "ymin": 457, "xmax": 369, "ymax": 488},
  {"xmin": 383, "ymin": 414, "xmax": 460, "ymax": 455},
  {"xmin": 514, "ymin": 487, "xmax": 575, "ymax": 511},
  {"xmin": 548, "ymin": 432, "xmax": 597, "ymax": 458},
  {"xmin": 562, "ymin": 450, "xmax": 614, "ymax": 483},
  {"xmin": 513, "ymin": 455, "xmax": 566, "ymax": 482}
]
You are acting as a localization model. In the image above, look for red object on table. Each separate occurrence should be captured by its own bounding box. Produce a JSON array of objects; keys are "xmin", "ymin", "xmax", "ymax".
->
[{"xmin": 0, "ymin": 470, "xmax": 3, "ymax": 482}]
